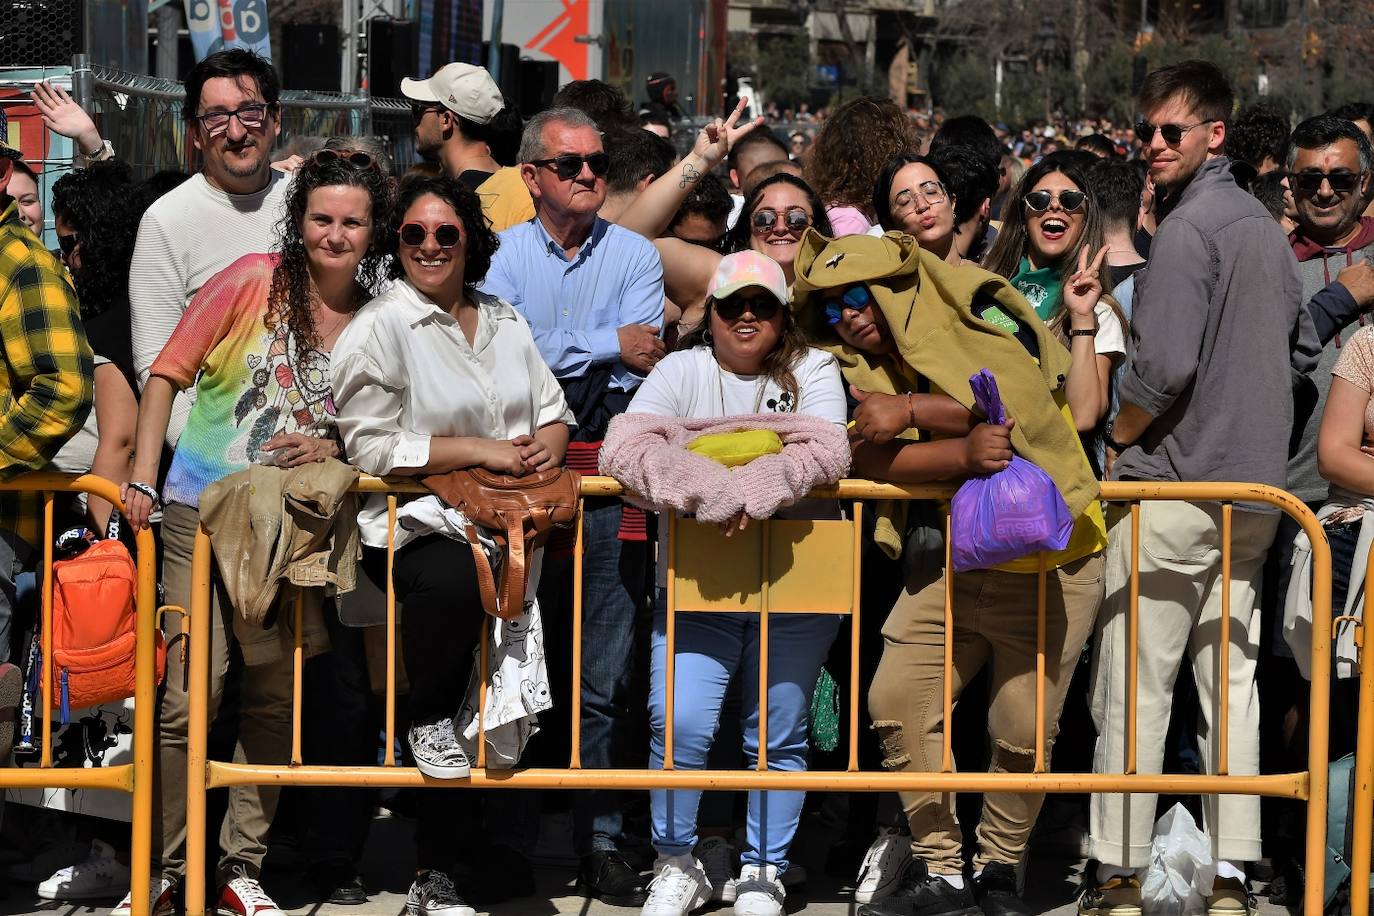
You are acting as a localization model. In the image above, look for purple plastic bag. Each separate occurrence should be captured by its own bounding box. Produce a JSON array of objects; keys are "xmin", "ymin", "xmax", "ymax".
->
[{"xmin": 949, "ymin": 370, "xmax": 1074, "ymax": 572}]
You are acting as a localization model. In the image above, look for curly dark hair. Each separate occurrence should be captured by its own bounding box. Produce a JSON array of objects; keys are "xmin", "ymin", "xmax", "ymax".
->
[
  {"xmin": 385, "ymin": 175, "xmax": 500, "ymax": 286},
  {"xmin": 804, "ymin": 97, "xmax": 917, "ymax": 214},
  {"xmin": 50, "ymin": 160, "xmax": 140, "ymax": 319},
  {"xmin": 268, "ymin": 150, "xmax": 392, "ymax": 370}
]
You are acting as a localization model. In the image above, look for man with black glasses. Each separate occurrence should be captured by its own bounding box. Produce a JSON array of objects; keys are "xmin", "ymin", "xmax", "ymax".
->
[
  {"xmin": 480, "ymin": 106, "xmax": 664, "ymax": 909},
  {"xmin": 129, "ymin": 48, "xmax": 288, "ymax": 452},
  {"xmin": 1081, "ymin": 60, "xmax": 1303, "ymax": 916}
]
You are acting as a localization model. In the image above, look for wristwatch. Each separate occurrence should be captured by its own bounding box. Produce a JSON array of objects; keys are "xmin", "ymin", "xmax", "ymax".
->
[
  {"xmin": 82, "ymin": 138, "xmax": 114, "ymax": 162},
  {"xmin": 1103, "ymin": 421, "xmax": 1130, "ymax": 454}
]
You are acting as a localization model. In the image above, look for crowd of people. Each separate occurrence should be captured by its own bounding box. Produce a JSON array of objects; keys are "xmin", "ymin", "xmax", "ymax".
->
[{"xmin": 0, "ymin": 45, "xmax": 1368, "ymax": 916}]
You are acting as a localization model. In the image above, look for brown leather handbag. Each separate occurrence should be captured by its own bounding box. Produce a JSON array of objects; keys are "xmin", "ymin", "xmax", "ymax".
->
[{"xmin": 422, "ymin": 468, "xmax": 582, "ymax": 619}]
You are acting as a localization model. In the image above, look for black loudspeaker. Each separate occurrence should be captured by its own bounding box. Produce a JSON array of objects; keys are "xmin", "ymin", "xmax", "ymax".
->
[
  {"xmin": 0, "ymin": 0, "xmax": 81, "ymax": 66},
  {"xmin": 368, "ymin": 19, "xmax": 418, "ymax": 98},
  {"xmin": 517, "ymin": 60, "xmax": 560, "ymax": 118},
  {"xmin": 481, "ymin": 42, "xmax": 521, "ymax": 101},
  {"xmin": 282, "ymin": 24, "xmax": 341, "ymax": 92}
]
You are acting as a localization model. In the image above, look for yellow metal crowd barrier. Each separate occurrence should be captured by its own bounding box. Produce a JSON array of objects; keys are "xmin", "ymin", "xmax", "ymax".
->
[
  {"xmin": 0, "ymin": 473, "xmax": 159, "ymax": 916},
  {"xmin": 1343, "ymin": 544, "xmax": 1374, "ymax": 916},
  {"xmin": 177, "ymin": 476, "xmax": 1341, "ymax": 916}
]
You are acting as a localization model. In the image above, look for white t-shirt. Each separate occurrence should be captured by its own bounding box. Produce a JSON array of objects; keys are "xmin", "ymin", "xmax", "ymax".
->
[
  {"xmin": 1094, "ymin": 300, "xmax": 1127, "ymax": 361},
  {"xmin": 627, "ymin": 345, "xmax": 847, "ymax": 588},
  {"xmin": 331, "ymin": 282, "xmax": 574, "ymax": 548}
]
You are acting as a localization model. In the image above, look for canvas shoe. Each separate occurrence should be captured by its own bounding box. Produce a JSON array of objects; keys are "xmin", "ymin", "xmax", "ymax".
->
[
  {"xmin": 642, "ymin": 854, "xmax": 711, "ymax": 916},
  {"xmin": 111, "ymin": 875, "xmax": 175, "ymax": 916},
  {"xmin": 733, "ymin": 864, "xmax": 785, "ymax": 916},
  {"xmin": 217, "ymin": 869, "xmax": 285, "ymax": 916},
  {"xmin": 408, "ymin": 719, "xmax": 470, "ymax": 779},
  {"xmin": 37, "ymin": 838, "xmax": 129, "ymax": 900},
  {"xmin": 406, "ymin": 870, "xmax": 475, "ymax": 916},
  {"xmin": 855, "ymin": 827, "xmax": 913, "ymax": 904}
]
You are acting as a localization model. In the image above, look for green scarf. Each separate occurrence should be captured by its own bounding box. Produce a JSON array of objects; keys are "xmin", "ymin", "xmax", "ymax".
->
[{"xmin": 1010, "ymin": 256, "xmax": 1062, "ymax": 322}]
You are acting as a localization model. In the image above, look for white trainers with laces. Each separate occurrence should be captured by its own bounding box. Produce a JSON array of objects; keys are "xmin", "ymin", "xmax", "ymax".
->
[
  {"xmin": 37, "ymin": 838, "xmax": 129, "ymax": 900},
  {"xmin": 642, "ymin": 854, "xmax": 711, "ymax": 916},
  {"xmin": 854, "ymin": 827, "xmax": 913, "ymax": 904},
  {"xmin": 408, "ymin": 719, "xmax": 471, "ymax": 779},
  {"xmin": 696, "ymin": 836, "xmax": 738, "ymax": 903},
  {"xmin": 733, "ymin": 864, "xmax": 785, "ymax": 916},
  {"xmin": 405, "ymin": 870, "xmax": 476, "ymax": 916},
  {"xmin": 217, "ymin": 870, "xmax": 285, "ymax": 916},
  {"xmin": 111, "ymin": 875, "xmax": 176, "ymax": 916}
]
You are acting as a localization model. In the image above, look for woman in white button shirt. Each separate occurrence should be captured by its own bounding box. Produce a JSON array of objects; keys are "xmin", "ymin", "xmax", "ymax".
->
[{"xmin": 330, "ymin": 176, "xmax": 572, "ymax": 916}]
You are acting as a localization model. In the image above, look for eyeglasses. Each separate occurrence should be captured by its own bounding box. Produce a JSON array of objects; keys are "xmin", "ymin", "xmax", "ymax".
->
[
  {"xmin": 56, "ymin": 233, "xmax": 78, "ymax": 257},
  {"xmin": 410, "ymin": 101, "xmax": 445, "ymax": 122},
  {"xmin": 1134, "ymin": 119, "xmax": 1212, "ymax": 146},
  {"xmin": 714, "ymin": 294, "xmax": 781, "ymax": 322},
  {"xmin": 1023, "ymin": 189, "xmax": 1087, "ymax": 213},
  {"xmin": 398, "ymin": 222, "xmax": 463, "ymax": 248},
  {"xmin": 1289, "ymin": 169, "xmax": 1368, "ymax": 195},
  {"xmin": 195, "ymin": 102, "xmax": 273, "ymax": 136},
  {"xmin": 822, "ymin": 283, "xmax": 873, "ymax": 326},
  {"xmin": 530, "ymin": 153, "xmax": 610, "ymax": 181},
  {"xmin": 751, "ymin": 207, "xmax": 811, "ymax": 235},
  {"xmin": 311, "ymin": 147, "xmax": 380, "ymax": 172},
  {"xmin": 892, "ymin": 181, "xmax": 947, "ymax": 211}
]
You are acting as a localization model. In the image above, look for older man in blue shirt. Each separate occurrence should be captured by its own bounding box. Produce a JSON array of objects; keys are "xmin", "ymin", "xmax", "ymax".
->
[{"xmin": 481, "ymin": 106, "xmax": 664, "ymax": 908}]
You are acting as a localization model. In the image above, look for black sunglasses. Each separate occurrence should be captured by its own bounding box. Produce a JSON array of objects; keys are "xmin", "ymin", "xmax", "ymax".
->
[
  {"xmin": 751, "ymin": 207, "xmax": 811, "ymax": 235},
  {"xmin": 714, "ymin": 294, "xmax": 781, "ymax": 322},
  {"xmin": 311, "ymin": 148, "xmax": 379, "ymax": 172},
  {"xmin": 56, "ymin": 233, "xmax": 78, "ymax": 257},
  {"xmin": 531, "ymin": 153, "xmax": 610, "ymax": 181},
  {"xmin": 410, "ymin": 101, "xmax": 445, "ymax": 121},
  {"xmin": 1289, "ymin": 170, "xmax": 1367, "ymax": 195},
  {"xmin": 398, "ymin": 222, "xmax": 462, "ymax": 248},
  {"xmin": 1134, "ymin": 119, "xmax": 1211, "ymax": 146},
  {"xmin": 1023, "ymin": 189, "xmax": 1087, "ymax": 213}
]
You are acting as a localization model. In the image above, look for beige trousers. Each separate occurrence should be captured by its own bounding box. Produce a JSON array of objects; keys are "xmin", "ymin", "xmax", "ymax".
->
[
  {"xmin": 152, "ymin": 502, "xmax": 294, "ymax": 885},
  {"xmin": 867, "ymin": 552, "xmax": 1104, "ymax": 873},
  {"xmin": 1088, "ymin": 501, "xmax": 1278, "ymax": 867}
]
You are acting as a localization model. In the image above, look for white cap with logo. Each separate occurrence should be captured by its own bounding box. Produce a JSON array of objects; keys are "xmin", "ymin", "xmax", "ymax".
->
[{"xmin": 401, "ymin": 63, "xmax": 503, "ymax": 125}]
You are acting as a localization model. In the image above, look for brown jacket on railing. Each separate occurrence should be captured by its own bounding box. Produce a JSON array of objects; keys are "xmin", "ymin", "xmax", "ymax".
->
[{"xmin": 199, "ymin": 458, "xmax": 360, "ymax": 666}]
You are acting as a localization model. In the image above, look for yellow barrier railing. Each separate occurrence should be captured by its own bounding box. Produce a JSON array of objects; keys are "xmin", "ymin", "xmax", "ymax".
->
[
  {"xmin": 0, "ymin": 473, "xmax": 159, "ymax": 916},
  {"xmin": 1342, "ymin": 543, "xmax": 1374, "ymax": 916},
  {"xmin": 181, "ymin": 477, "xmax": 1334, "ymax": 916}
]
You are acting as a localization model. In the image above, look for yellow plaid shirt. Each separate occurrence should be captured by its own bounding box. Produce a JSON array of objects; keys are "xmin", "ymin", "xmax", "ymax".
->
[{"xmin": 0, "ymin": 196, "xmax": 93, "ymax": 547}]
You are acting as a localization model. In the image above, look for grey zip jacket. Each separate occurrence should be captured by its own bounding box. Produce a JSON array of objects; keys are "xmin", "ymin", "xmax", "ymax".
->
[{"xmin": 1112, "ymin": 156, "xmax": 1303, "ymax": 495}]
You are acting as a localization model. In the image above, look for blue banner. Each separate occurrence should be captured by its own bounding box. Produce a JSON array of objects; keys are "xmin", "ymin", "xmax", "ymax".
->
[{"xmin": 183, "ymin": 0, "xmax": 272, "ymax": 62}]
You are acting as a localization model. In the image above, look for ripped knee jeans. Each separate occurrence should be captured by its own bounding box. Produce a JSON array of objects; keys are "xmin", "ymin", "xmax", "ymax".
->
[{"xmin": 865, "ymin": 552, "xmax": 1104, "ymax": 872}]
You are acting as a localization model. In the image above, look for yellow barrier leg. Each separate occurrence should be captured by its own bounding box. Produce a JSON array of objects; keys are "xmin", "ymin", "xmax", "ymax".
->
[
  {"xmin": 1218, "ymin": 503, "xmax": 1231, "ymax": 776},
  {"xmin": 384, "ymin": 496, "xmax": 397, "ymax": 767},
  {"xmin": 664, "ymin": 512, "xmax": 676, "ymax": 770},
  {"xmin": 1035, "ymin": 551, "xmax": 1047, "ymax": 773},
  {"xmin": 942, "ymin": 512, "xmax": 954, "ymax": 774},
  {"xmin": 571, "ymin": 501, "xmax": 586, "ymax": 769},
  {"xmin": 129, "ymin": 524, "xmax": 158, "ymax": 916},
  {"xmin": 40, "ymin": 494, "xmax": 53, "ymax": 768},
  {"xmin": 185, "ymin": 527, "xmax": 214, "ymax": 916},
  {"xmin": 848, "ymin": 501, "xmax": 863, "ymax": 773},
  {"xmin": 1304, "ymin": 510, "xmax": 1334, "ymax": 916},
  {"xmin": 1127, "ymin": 501, "xmax": 1140, "ymax": 775},
  {"xmin": 1349, "ymin": 568, "xmax": 1374, "ymax": 916}
]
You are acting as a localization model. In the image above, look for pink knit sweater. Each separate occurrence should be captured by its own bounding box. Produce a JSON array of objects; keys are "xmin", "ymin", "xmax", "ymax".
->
[{"xmin": 599, "ymin": 412, "xmax": 851, "ymax": 523}]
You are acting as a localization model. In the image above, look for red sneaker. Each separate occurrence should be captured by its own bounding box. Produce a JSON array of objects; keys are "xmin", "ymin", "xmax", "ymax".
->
[{"xmin": 217, "ymin": 872, "xmax": 285, "ymax": 916}]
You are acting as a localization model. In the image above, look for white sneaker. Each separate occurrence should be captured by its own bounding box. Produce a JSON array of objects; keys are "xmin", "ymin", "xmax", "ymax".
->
[
  {"xmin": 855, "ymin": 827, "xmax": 913, "ymax": 904},
  {"xmin": 696, "ymin": 836, "xmax": 738, "ymax": 903},
  {"xmin": 217, "ymin": 871, "xmax": 286, "ymax": 916},
  {"xmin": 5, "ymin": 838, "xmax": 88, "ymax": 882},
  {"xmin": 733, "ymin": 864, "xmax": 784, "ymax": 916},
  {"xmin": 37, "ymin": 838, "xmax": 129, "ymax": 900},
  {"xmin": 408, "ymin": 719, "xmax": 471, "ymax": 779},
  {"xmin": 405, "ymin": 870, "xmax": 476, "ymax": 916},
  {"xmin": 111, "ymin": 875, "xmax": 176, "ymax": 916},
  {"xmin": 642, "ymin": 854, "xmax": 711, "ymax": 916}
]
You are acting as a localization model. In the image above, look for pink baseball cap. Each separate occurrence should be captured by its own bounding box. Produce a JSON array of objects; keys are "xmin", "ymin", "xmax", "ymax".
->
[{"xmin": 707, "ymin": 251, "xmax": 789, "ymax": 305}]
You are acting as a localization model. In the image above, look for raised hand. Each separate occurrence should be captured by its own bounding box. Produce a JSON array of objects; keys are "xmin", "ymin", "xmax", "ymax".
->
[
  {"xmin": 31, "ymin": 82, "xmax": 103, "ymax": 156},
  {"xmin": 1063, "ymin": 243, "xmax": 1109, "ymax": 322},
  {"xmin": 692, "ymin": 97, "xmax": 765, "ymax": 170}
]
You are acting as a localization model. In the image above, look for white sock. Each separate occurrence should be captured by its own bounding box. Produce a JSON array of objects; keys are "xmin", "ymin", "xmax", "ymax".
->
[
  {"xmin": 1215, "ymin": 860, "xmax": 1246, "ymax": 881},
  {"xmin": 937, "ymin": 873, "xmax": 966, "ymax": 889},
  {"xmin": 1096, "ymin": 863, "xmax": 1137, "ymax": 883}
]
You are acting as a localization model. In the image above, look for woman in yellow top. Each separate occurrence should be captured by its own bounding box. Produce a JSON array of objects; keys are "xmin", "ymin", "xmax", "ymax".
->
[{"xmin": 792, "ymin": 229, "xmax": 1106, "ymax": 916}]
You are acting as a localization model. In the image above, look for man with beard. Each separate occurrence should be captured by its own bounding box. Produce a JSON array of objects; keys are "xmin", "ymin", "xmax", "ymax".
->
[
  {"xmin": 129, "ymin": 49, "xmax": 289, "ymax": 450},
  {"xmin": 402, "ymin": 62, "xmax": 534, "ymax": 232}
]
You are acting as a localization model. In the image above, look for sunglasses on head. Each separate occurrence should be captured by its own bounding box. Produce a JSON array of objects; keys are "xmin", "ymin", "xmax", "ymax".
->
[
  {"xmin": 1134, "ymin": 119, "xmax": 1211, "ymax": 145},
  {"xmin": 531, "ymin": 153, "xmax": 610, "ymax": 181},
  {"xmin": 751, "ymin": 207, "xmax": 811, "ymax": 235},
  {"xmin": 1023, "ymin": 189, "xmax": 1087, "ymax": 213},
  {"xmin": 311, "ymin": 147, "xmax": 379, "ymax": 172},
  {"xmin": 822, "ymin": 283, "xmax": 873, "ymax": 326},
  {"xmin": 398, "ymin": 222, "xmax": 463, "ymax": 248},
  {"xmin": 1289, "ymin": 169, "xmax": 1367, "ymax": 195},
  {"xmin": 714, "ymin": 294, "xmax": 781, "ymax": 322},
  {"xmin": 56, "ymin": 233, "xmax": 78, "ymax": 257}
]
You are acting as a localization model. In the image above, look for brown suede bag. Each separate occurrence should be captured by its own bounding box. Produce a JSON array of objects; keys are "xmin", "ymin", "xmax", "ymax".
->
[{"xmin": 422, "ymin": 468, "xmax": 581, "ymax": 619}]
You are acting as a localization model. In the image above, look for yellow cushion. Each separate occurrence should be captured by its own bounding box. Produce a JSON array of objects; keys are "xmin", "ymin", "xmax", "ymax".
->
[{"xmin": 686, "ymin": 429, "xmax": 784, "ymax": 467}]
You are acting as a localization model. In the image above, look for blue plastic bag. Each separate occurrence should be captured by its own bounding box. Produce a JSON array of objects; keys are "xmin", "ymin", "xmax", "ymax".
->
[{"xmin": 949, "ymin": 370, "xmax": 1074, "ymax": 572}]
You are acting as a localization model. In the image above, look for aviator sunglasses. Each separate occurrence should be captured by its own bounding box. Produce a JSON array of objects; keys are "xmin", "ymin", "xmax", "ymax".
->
[
  {"xmin": 822, "ymin": 282, "xmax": 873, "ymax": 326},
  {"xmin": 751, "ymin": 207, "xmax": 811, "ymax": 235},
  {"xmin": 1023, "ymin": 189, "xmax": 1087, "ymax": 213},
  {"xmin": 398, "ymin": 222, "xmax": 463, "ymax": 248},
  {"xmin": 531, "ymin": 153, "xmax": 610, "ymax": 181}
]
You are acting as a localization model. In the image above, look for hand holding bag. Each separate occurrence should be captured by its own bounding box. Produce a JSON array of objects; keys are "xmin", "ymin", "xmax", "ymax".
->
[{"xmin": 422, "ymin": 467, "xmax": 581, "ymax": 619}]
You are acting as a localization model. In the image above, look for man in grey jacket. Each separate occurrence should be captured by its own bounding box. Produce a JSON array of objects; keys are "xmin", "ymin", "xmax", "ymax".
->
[{"xmin": 1080, "ymin": 60, "xmax": 1304, "ymax": 916}]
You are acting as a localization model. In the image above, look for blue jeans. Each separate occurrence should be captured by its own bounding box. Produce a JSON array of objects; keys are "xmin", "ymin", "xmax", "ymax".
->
[
  {"xmin": 538, "ymin": 499, "xmax": 650, "ymax": 855},
  {"xmin": 648, "ymin": 590, "xmax": 838, "ymax": 871}
]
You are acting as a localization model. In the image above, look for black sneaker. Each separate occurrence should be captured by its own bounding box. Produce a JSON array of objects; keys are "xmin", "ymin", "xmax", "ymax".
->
[
  {"xmin": 578, "ymin": 849, "xmax": 648, "ymax": 906},
  {"xmin": 857, "ymin": 859, "xmax": 981, "ymax": 916},
  {"xmin": 405, "ymin": 870, "xmax": 474, "ymax": 916},
  {"xmin": 309, "ymin": 862, "xmax": 367, "ymax": 906},
  {"xmin": 973, "ymin": 863, "xmax": 1031, "ymax": 916}
]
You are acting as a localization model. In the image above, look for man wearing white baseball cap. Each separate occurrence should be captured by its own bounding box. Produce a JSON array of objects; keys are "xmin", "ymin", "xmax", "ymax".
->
[{"xmin": 402, "ymin": 62, "xmax": 534, "ymax": 231}]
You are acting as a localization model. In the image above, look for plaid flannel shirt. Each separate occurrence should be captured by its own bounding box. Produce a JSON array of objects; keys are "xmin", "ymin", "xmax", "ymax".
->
[{"xmin": 0, "ymin": 196, "xmax": 93, "ymax": 547}]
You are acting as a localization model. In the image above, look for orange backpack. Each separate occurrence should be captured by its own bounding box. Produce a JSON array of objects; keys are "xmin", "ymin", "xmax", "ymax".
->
[{"xmin": 47, "ymin": 521, "xmax": 165, "ymax": 722}]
